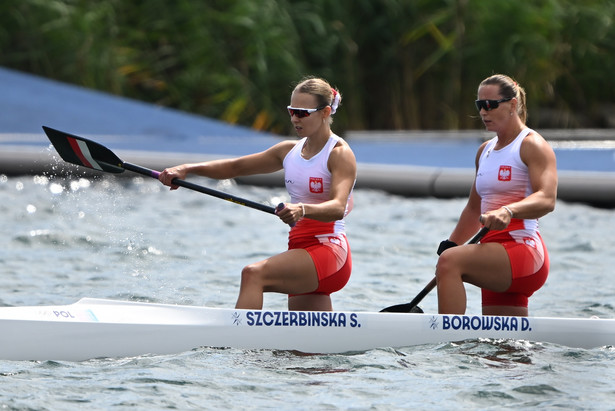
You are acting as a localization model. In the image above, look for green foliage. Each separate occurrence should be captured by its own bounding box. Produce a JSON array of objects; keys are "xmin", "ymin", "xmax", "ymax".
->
[{"xmin": 1, "ymin": 0, "xmax": 614, "ymax": 133}]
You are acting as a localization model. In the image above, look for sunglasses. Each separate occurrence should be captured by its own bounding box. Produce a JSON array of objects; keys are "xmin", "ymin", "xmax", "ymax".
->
[
  {"xmin": 475, "ymin": 97, "xmax": 512, "ymax": 111},
  {"xmin": 287, "ymin": 105, "xmax": 327, "ymax": 118}
]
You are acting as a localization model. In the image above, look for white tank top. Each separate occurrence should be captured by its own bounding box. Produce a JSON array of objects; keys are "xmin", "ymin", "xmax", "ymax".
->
[
  {"xmin": 283, "ymin": 134, "xmax": 352, "ymax": 236},
  {"xmin": 475, "ymin": 128, "xmax": 538, "ymax": 232}
]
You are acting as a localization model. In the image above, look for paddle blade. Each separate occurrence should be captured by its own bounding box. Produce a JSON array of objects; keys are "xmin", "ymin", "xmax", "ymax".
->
[
  {"xmin": 380, "ymin": 304, "xmax": 424, "ymax": 313},
  {"xmin": 43, "ymin": 126, "xmax": 125, "ymax": 173}
]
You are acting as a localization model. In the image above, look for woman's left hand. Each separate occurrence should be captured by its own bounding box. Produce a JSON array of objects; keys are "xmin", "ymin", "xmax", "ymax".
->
[{"xmin": 479, "ymin": 206, "xmax": 512, "ymax": 230}]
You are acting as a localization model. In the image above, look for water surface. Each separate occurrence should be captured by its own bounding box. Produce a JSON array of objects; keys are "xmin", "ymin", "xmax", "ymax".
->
[{"xmin": 0, "ymin": 174, "xmax": 613, "ymax": 410}]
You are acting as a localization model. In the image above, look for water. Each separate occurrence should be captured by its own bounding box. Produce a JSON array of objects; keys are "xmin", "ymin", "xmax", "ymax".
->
[{"xmin": 1, "ymin": 173, "xmax": 614, "ymax": 410}]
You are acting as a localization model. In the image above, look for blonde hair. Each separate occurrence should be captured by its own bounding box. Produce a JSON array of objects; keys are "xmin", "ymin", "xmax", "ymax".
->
[
  {"xmin": 479, "ymin": 74, "xmax": 527, "ymax": 123},
  {"xmin": 293, "ymin": 76, "xmax": 342, "ymax": 124}
]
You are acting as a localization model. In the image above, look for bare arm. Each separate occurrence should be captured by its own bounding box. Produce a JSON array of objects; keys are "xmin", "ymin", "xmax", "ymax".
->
[
  {"xmin": 158, "ymin": 140, "xmax": 296, "ymax": 189},
  {"xmin": 505, "ymin": 132, "xmax": 558, "ymax": 219}
]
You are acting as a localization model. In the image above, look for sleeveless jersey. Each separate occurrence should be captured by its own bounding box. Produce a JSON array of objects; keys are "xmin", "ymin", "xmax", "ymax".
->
[
  {"xmin": 475, "ymin": 128, "xmax": 538, "ymax": 233},
  {"xmin": 283, "ymin": 134, "xmax": 353, "ymax": 239}
]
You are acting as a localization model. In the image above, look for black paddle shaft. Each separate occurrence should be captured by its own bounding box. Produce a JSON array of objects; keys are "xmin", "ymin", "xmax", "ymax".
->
[{"xmin": 380, "ymin": 227, "xmax": 489, "ymax": 313}]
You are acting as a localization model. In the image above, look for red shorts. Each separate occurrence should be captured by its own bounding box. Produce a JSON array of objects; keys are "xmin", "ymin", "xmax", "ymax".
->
[
  {"xmin": 481, "ymin": 230, "xmax": 549, "ymax": 308},
  {"xmin": 288, "ymin": 234, "xmax": 351, "ymax": 297}
]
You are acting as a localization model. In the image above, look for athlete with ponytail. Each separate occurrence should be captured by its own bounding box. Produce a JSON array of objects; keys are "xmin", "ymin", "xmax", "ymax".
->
[
  {"xmin": 435, "ymin": 74, "xmax": 557, "ymax": 316},
  {"xmin": 159, "ymin": 77, "xmax": 357, "ymax": 311}
]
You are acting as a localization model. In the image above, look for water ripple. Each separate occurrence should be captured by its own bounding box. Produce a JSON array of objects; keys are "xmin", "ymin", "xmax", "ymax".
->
[{"xmin": 0, "ymin": 176, "xmax": 614, "ymax": 409}]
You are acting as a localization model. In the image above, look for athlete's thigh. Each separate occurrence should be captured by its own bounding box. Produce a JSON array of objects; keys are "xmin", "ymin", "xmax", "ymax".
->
[
  {"xmin": 452, "ymin": 242, "xmax": 512, "ymax": 292},
  {"xmin": 257, "ymin": 248, "xmax": 319, "ymax": 293}
]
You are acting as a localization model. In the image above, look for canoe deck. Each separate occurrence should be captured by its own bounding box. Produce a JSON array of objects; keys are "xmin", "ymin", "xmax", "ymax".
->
[{"xmin": 0, "ymin": 298, "xmax": 613, "ymax": 361}]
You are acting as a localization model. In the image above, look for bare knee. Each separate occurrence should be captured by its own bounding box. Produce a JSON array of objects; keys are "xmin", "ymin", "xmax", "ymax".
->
[
  {"xmin": 240, "ymin": 263, "xmax": 263, "ymax": 287},
  {"xmin": 435, "ymin": 253, "xmax": 460, "ymax": 282}
]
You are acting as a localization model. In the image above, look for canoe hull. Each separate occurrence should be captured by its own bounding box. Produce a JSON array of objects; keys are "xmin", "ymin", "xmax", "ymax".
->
[{"xmin": 0, "ymin": 298, "xmax": 613, "ymax": 361}]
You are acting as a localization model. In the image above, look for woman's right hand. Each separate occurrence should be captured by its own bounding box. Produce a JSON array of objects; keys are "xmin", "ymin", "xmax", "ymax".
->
[
  {"xmin": 275, "ymin": 202, "xmax": 305, "ymax": 226},
  {"xmin": 158, "ymin": 165, "xmax": 187, "ymax": 190}
]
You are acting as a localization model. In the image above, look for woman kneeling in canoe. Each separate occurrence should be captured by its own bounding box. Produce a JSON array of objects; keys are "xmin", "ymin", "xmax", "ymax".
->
[
  {"xmin": 159, "ymin": 77, "xmax": 356, "ymax": 311},
  {"xmin": 436, "ymin": 74, "xmax": 558, "ymax": 317}
]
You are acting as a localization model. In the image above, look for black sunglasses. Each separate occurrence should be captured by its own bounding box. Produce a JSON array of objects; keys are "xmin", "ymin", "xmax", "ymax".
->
[
  {"xmin": 287, "ymin": 105, "xmax": 327, "ymax": 118},
  {"xmin": 475, "ymin": 97, "xmax": 512, "ymax": 111}
]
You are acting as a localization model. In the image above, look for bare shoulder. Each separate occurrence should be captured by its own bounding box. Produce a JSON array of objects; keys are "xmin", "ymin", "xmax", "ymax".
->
[
  {"xmin": 524, "ymin": 130, "xmax": 549, "ymax": 145},
  {"xmin": 275, "ymin": 139, "xmax": 301, "ymax": 150},
  {"xmin": 521, "ymin": 130, "xmax": 557, "ymax": 164},
  {"xmin": 331, "ymin": 137, "xmax": 357, "ymax": 163},
  {"xmin": 522, "ymin": 130, "xmax": 555, "ymax": 153},
  {"xmin": 268, "ymin": 139, "xmax": 300, "ymax": 158},
  {"xmin": 327, "ymin": 137, "xmax": 356, "ymax": 177}
]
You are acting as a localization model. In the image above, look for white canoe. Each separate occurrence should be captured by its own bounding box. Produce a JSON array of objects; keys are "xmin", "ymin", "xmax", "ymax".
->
[{"xmin": 0, "ymin": 298, "xmax": 613, "ymax": 361}]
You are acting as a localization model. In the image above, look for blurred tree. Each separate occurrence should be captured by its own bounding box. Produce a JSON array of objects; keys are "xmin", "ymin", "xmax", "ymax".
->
[{"xmin": 0, "ymin": 0, "xmax": 613, "ymax": 134}]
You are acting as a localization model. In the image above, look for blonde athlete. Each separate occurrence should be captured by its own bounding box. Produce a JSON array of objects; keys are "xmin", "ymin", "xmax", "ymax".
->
[{"xmin": 159, "ymin": 77, "xmax": 356, "ymax": 311}]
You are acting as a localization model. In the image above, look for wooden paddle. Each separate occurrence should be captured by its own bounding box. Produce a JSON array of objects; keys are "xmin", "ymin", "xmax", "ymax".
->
[
  {"xmin": 42, "ymin": 126, "xmax": 277, "ymax": 215},
  {"xmin": 380, "ymin": 226, "xmax": 489, "ymax": 313}
]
